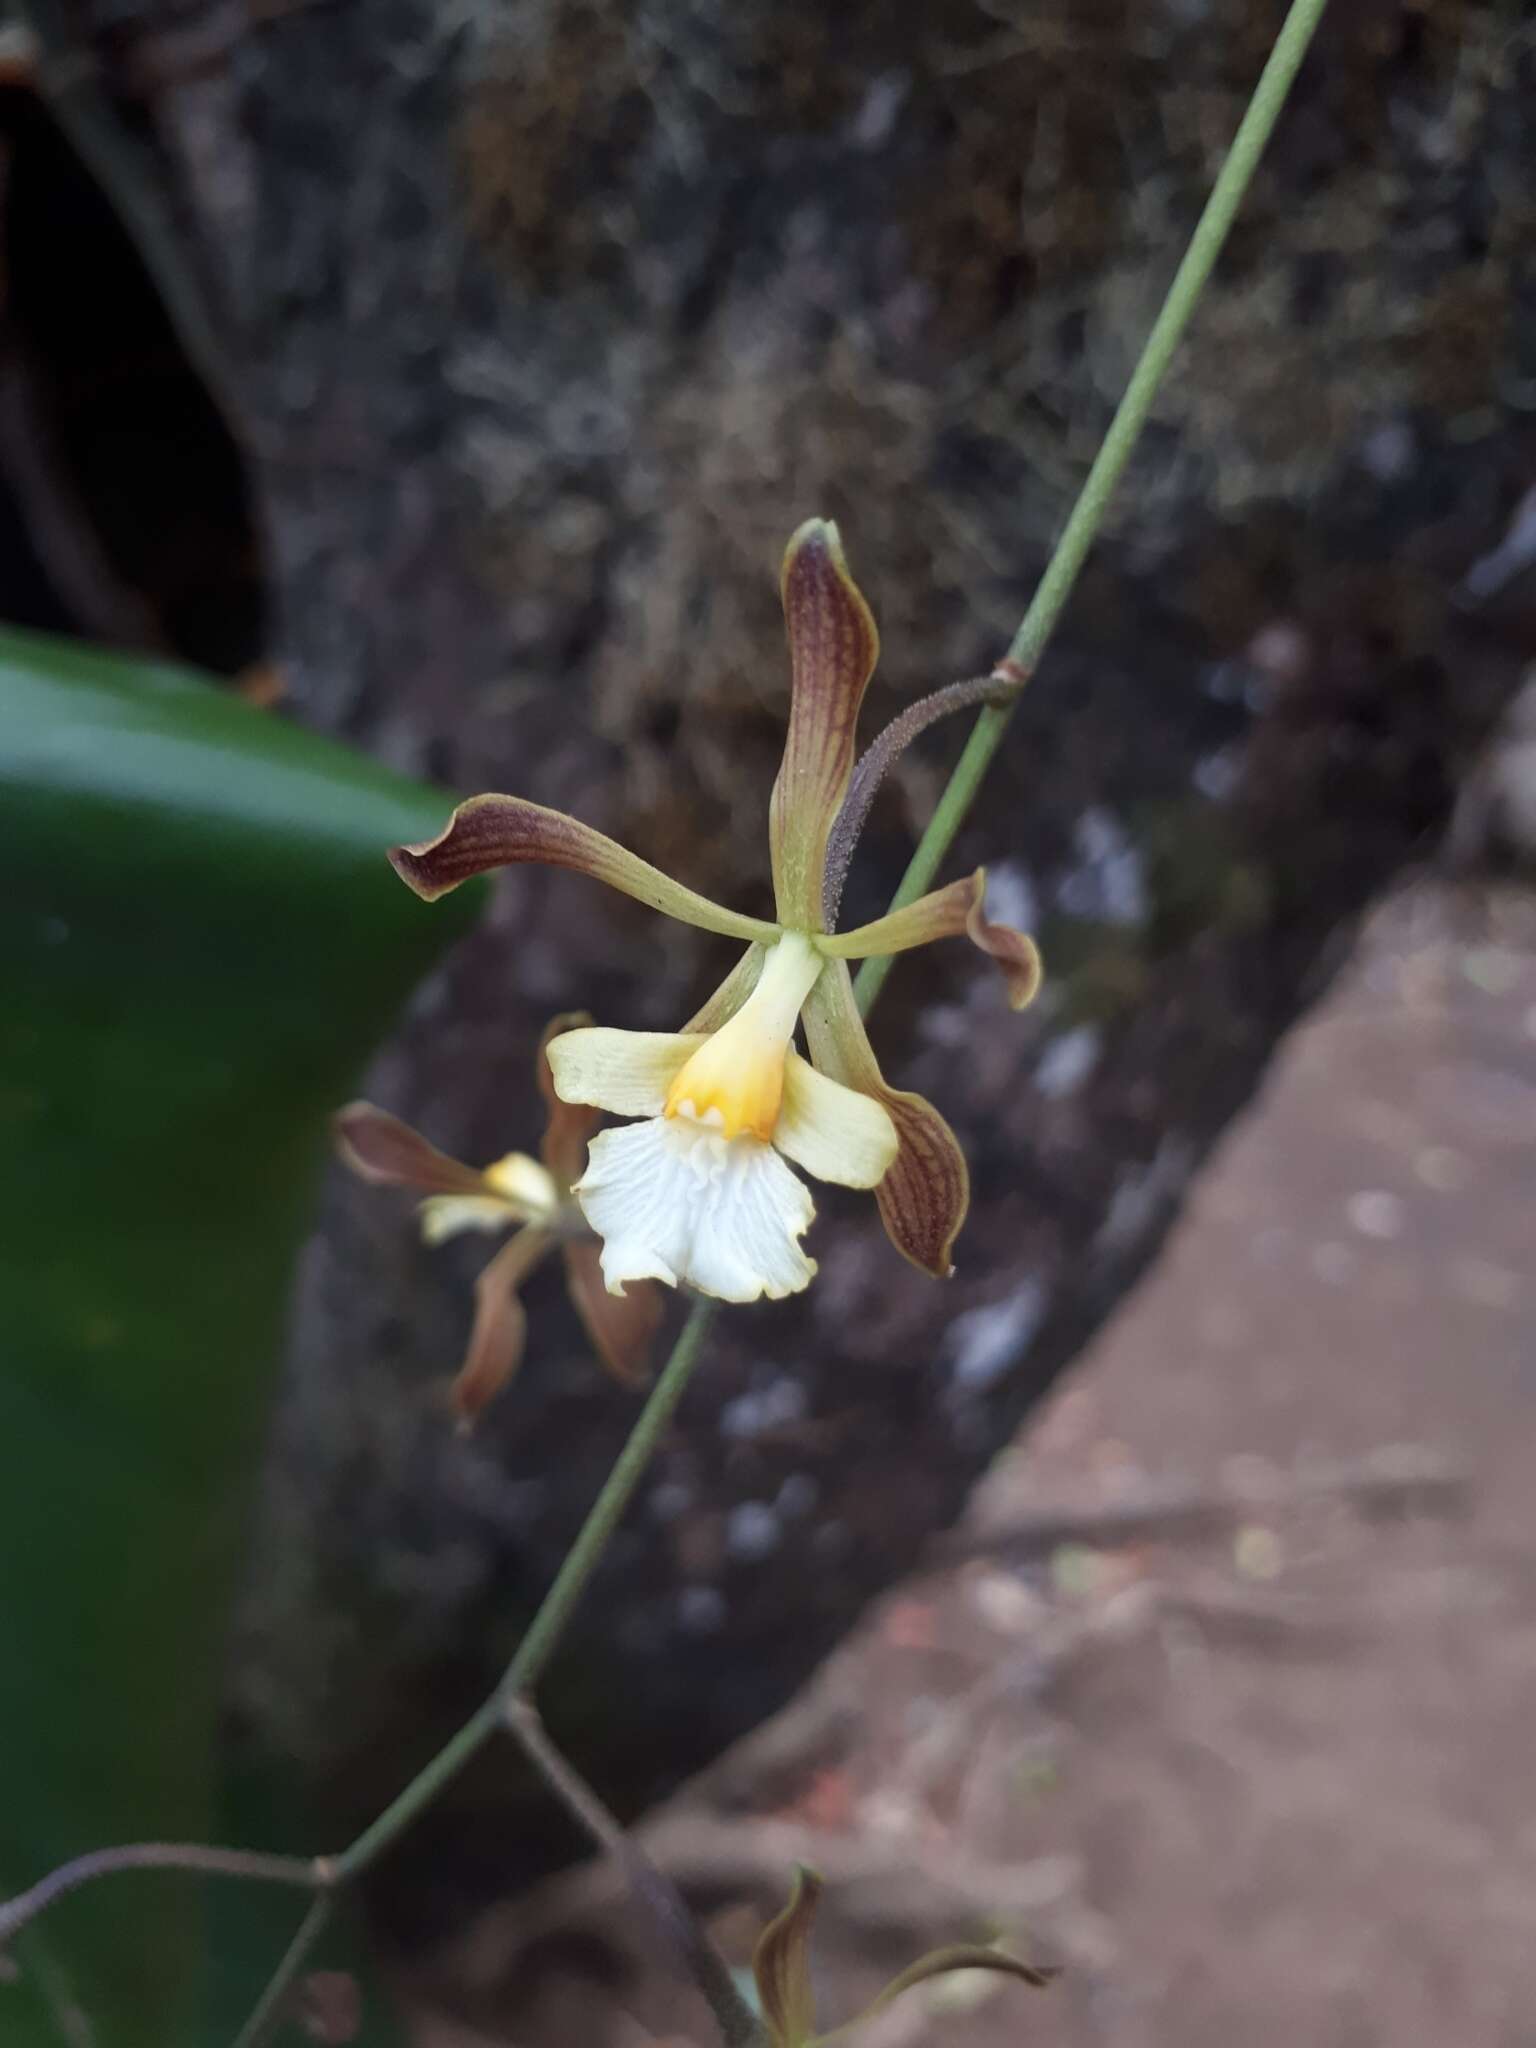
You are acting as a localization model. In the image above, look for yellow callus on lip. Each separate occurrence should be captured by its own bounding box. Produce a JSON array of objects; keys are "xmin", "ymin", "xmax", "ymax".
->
[
  {"xmin": 664, "ymin": 931, "xmax": 824, "ymax": 1141},
  {"xmin": 663, "ymin": 1038, "xmax": 783, "ymax": 1140}
]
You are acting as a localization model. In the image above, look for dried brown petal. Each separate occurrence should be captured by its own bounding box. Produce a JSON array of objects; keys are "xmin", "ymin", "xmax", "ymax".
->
[
  {"xmin": 769, "ymin": 521, "xmax": 880, "ymax": 931},
  {"xmin": 334, "ymin": 1102, "xmax": 490, "ymax": 1196},
  {"xmin": 822, "ymin": 867, "xmax": 1042, "ymax": 1011},
  {"xmin": 801, "ymin": 961, "xmax": 969, "ymax": 1278},
  {"xmin": 390, "ymin": 794, "xmax": 778, "ymax": 943},
  {"xmin": 561, "ymin": 1240, "xmax": 661, "ymax": 1387},
  {"xmin": 450, "ymin": 1226, "xmax": 551, "ymax": 1426},
  {"xmin": 535, "ymin": 1011, "xmax": 601, "ymax": 1189}
]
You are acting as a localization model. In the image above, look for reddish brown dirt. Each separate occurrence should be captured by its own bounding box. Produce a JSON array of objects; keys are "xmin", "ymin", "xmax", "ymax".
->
[{"xmin": 415, "ymin": 878, "xmax": 1536, "ymax": 2048}]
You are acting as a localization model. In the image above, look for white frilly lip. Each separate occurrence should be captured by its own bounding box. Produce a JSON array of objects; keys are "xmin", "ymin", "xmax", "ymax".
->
[
  {"xmin": 546, "ymin": 949, "xmax": 900, "ymax": 1304},
  {"xmin": 575, "ymin": 1115, "xmax": 817, "ymax": 1303}
]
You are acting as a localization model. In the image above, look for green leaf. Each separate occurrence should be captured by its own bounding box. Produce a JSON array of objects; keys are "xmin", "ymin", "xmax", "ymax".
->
[{"xmin": 0, "ymin": 631, "xmax": 485, "ymax": 2045}]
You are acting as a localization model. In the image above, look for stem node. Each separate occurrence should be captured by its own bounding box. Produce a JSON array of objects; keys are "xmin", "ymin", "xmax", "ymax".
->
[{"xmin": 988, "ymin": 656, "xmax": 1033, "ymax": 692}]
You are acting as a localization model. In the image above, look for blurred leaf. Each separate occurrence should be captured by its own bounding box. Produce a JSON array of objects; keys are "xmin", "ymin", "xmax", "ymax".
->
[{"xmin": 0, "ymin": 631, "xmax": 483, "ymax": 2045}]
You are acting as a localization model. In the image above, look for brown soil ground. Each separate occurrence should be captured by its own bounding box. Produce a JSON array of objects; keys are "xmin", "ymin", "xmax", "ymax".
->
[{"xmin": 415, "ymin": 876, "xmax": 1536, "ymax": 2048}]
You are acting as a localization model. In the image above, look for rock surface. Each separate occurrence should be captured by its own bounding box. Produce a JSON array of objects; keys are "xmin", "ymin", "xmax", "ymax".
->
[{"xmin": 414, "ymin": 879, "xmax": 1536, "ymax": 2047}]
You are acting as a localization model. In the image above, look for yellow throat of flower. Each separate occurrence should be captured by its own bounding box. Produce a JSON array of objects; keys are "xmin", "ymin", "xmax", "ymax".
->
[{"xmin": 664, "ymin": 932, "xmax": 823, "ymax": 1142}]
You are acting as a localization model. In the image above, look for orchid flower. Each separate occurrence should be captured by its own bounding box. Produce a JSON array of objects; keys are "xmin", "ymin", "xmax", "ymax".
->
[
  {"xmin": 752, "ymin": 1866, "xmax": 1055, "ymax": 2046},
  {"xmin": 389, "ymin": 520, "xmax": 1040, "ymax": 1305},
  {"xmin": 335, "ymin": 1014, "xmax": 660, "ymax": 1422}
]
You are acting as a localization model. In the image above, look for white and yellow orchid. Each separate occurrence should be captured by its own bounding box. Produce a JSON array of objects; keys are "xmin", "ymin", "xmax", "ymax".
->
[
  {"xmin": 389, "ymin": 520, "xmax": 1041, "ymax": 1305},
  {"xmin": 335, "ymin": 1015, "xmax": 661, "ymax": 1421}
]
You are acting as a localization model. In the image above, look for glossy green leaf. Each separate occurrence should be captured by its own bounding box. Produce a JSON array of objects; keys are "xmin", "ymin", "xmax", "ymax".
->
[{"xmin": 0, "ymin": 630, "xmax": 484, "ymax": 2045}]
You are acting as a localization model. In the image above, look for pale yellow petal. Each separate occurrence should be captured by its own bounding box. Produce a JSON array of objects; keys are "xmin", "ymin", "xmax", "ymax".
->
[
  {"xmin": 421, "ymin": 1155, "xmax": 559, "ymax": 1239},
  {"xmin": 482, "ymin": 1152, "xmax": 562, "ymax": 1219},
  {"xmin": 775, "ymin": 1052, "xmax": 897, "ymax": 1189},
  {"xmin": 546, "ymin": 1027, "xmax": 704, "ymax": 1118},
  {"xmin": 419, "ymin": 1194, "xmax": 522, "ymax": 1244}
]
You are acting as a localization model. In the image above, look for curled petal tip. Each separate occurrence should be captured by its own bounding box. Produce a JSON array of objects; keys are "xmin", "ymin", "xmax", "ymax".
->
[
  {"xmin": 392, "ymin": 793, "xmax": 776, "ymax": 941},
  {"xmin": 387, "ymin": 795, "xmax": 546, "ymax": 903},
  {"xmin": 752, "ymin": 1865, "xmax": 824, "ymax": 2047},
  {"xmin": 821, "ymin": 867, "xmax": 1042, "ymax": 1010},
  {"xmin": 780, "ymin": 516, "xmax": 841, "ymax": 583},
  {"xmin": 965, "ymin": 868, "xmax": 1043, "ymax": 1010},
  {"xmin": 388, "ymin": 829, "xmax": 460, "ymax": 902},
  {"xmin": 850, "ymin": 1942, "xmax": 1060, "ymax": 2032}
]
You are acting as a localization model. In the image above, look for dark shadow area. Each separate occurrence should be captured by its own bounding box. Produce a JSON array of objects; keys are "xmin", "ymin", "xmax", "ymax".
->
[{"xmin": 0, "ymin": 81, "xmax": 262, "ymax": 670}]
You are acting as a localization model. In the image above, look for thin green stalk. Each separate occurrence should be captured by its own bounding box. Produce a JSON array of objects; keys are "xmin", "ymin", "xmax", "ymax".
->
[
  {"xmin": 330, "ymin": 1297, "xmax": 717, "ymax": 1883},
  {"xmin": 855, "ymin": 0, "xmax": 1331, "ymax": 1012},
  {"xmin": 501, "ymin": 1297, "xmax": 718, "ymax": 1693},
  {"xmin": 228, "ymin": 1895, "xmax": 334, "ymax": 2048},
  {"xmin": 0, "ymin": 1844, "xmax": 316, "ymax": 1949},
  {"xmin": 326, "ymin": 1696, "xmax": 504, "ymax": 1883}
]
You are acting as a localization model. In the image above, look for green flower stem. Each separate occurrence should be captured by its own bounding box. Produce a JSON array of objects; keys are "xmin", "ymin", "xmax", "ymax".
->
[
  {"xmin": 227, "ymin": 1895, "xmax": 334, "ymax": 2048},
  {"xmin": 329, "ymin": 1297, "xmax": 717, "ymax": 1884},
  {"xmin": 855, "ymin": 0, "xmax": 1331, "ymax": 1014},
  {"xmin": 500, "ymin": 1296, "xmax": 718, "ymax": 1694},
  {"xmin": 324, "ymin": 1697, "xmax": 504, "ymax": 1885}
]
